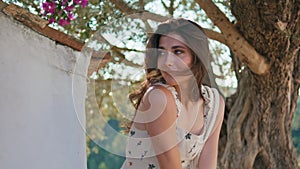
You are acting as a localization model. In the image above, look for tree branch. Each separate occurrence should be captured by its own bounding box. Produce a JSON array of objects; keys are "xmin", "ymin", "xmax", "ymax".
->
[
  {"xmin": 143, "ymin": 19, "xmax": 154, "ymax": 33},
  {"xmin": 138, "ymin": 0, "xmax": 144, "ymax": 11},
  {"xmin": 88, "ymin": 33, "xmax": 141, "ymax": 75},
  {"xmin": 114, "ymin": 46, "xmax": 144, "ymax": 53},
  {"xmin": 109, "ymin": 0, "xmax": 170, "ymax": 22},
  {"xmin": 136, "ymin": 1, "xmax": 154, "ymax": 33},
  {"xmin": 88, "ymin": 51, "xmax": 112, "ymax": 76},
  {"xmin": 160, "ymin": 0, "xmax": 168, "ymax": 11},
  {"xmin": 97, "ymin": 34, "xmax": 141, "ymax": 67},
  {"xmin": 109, "ymin": 0, "xmax": 225, "ymax": 44},
  {"xmin": 204, "ymin": 29, "xmax": 226, "ymax": 45},
  {"xmin": 111, "ymin": 46, "xmax": 142, "ymax": 67},
  {"xmin": 169, "ymin": 0, "xmax": 175, "ymax": 16},
  {"xmin": 195, "ymin": 0, "xmax": 270, "ymax": 75}
]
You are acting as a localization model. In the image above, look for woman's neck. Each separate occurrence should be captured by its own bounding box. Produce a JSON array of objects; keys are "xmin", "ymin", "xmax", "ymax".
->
[{"xmin": 173, "ymin": 79, "xmax": 199, "ymax": 106}]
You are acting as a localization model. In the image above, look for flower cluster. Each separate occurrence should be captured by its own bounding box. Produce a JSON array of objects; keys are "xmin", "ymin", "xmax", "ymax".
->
[{"xmin": 41, "ymin": 0, "xmax": 88, "ymax": 26}]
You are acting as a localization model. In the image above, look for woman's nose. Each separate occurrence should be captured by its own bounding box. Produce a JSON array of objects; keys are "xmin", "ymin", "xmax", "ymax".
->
[{"xmin": 164, "ymin": 52, "xmax": 174, "ymax": 66}]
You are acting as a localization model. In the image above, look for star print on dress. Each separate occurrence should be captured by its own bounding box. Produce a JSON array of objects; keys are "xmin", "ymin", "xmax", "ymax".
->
[
  {"xmin": 148, "ymin": 164, "xmax": 155, "ymax": 169},
  {"xmin": 140, "ymin": 150, "xmax": 148, "ymax": 160},
  {"xmin": 130, "ymin": 130, "xmax": 135, "ymax": 136},
  {"xmin": 188, "ymin": 144, "xmax": 196, "ymax": 153},
  {"xmin": 185, "ymin": 133, "xmax": 191, "ymax": 139},
  {"xmin": 175, "ymin": 93, "xmax": 180, "ymax": 100}
]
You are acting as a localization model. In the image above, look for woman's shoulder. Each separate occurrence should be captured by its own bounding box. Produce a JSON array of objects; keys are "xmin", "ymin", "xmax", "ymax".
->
[
  {"xmin": 144, "ymin": 83, "xmax": 175, "ymax": 101},
  {"xmin": 136, "ymin": 83, "xmax": 177, "ymax": 117},
  {"xmin": 135, "ymin": 83, "xmax": 178, "ymax": 138}
]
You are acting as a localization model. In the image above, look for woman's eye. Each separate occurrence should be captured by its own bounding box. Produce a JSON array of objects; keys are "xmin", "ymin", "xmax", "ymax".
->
[
  {"xmin": 174, "ymin": 50, "xmax": 183, "ymax": 55},
  {"xmin": 158, "ymin": 50, "xmax": 167, "ymax": 56}
]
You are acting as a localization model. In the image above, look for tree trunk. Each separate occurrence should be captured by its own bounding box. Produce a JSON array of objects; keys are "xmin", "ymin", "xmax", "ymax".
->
[{"xmin": 219, "ymin": 0, "xmax": 300, "ymax": 168}]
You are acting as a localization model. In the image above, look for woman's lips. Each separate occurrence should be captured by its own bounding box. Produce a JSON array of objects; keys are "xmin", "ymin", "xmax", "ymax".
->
[{"xmin": 159, "ymin": 65, "xmax": 193, "ymax": 76}]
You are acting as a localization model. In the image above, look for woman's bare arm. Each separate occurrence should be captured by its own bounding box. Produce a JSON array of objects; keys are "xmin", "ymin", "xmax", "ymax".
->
[{"xmin": 137, "ymin": 85, "xmax": 182, "ymax": 169}]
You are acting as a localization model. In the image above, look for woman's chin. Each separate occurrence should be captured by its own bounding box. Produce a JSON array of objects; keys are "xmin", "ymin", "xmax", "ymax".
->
[
  {"xmin": 161, "ymin": 72, "xmax": 177, "ymax": 86},
  {"xmin": 165, "ymin": 80, "xmax": 177, "ymax": 86}
]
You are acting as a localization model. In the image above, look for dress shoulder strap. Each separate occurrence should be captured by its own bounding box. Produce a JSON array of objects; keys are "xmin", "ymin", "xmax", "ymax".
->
[{"xmin": 201, "ymin": 85, "xmax": 221, "ymax": 141}]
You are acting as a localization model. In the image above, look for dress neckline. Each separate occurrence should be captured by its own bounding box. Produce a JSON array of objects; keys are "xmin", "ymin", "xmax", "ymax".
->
[
  {"xmin": 161, "ymin": 83, "xmax": 207, "ymax": 137},
  {"xmin": 130, "ymin": 82, "xmax": 209, "ymax": 138},
  {"xmin": 131, "ymin": 123, "xmax": 205, "ymax": 139}
]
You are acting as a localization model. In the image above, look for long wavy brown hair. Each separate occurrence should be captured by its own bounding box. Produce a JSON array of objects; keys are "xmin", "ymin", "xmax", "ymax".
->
[{"xmin": 127, "ymin": 18, "xmax": 211, "ymax": 129}]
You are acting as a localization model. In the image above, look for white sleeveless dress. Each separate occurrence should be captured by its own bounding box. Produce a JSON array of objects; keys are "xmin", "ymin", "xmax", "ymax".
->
[{"xmin": 121, "ymin": 83, "xmax": 221, "ymax": 169}]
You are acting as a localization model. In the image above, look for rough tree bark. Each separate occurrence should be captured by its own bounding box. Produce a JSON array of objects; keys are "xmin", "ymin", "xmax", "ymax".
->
[{"xmin": 217, "ymin": 0, "xmax": 300, "ymax": 168}]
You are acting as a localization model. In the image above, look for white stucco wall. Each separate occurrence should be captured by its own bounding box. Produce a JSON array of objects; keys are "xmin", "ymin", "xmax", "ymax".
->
[{"xmin": 0, "ymin": 12, "xmax": 90, "ymax": 169}]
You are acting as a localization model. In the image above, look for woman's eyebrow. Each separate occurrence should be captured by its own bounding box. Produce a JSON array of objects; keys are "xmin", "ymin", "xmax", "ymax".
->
[
  {"xmin": 172, "ymin": 45, "xmax": 187, "ymax": 50},
  {"xmin": 158, "ymin": 45, "xmax": 187, "ymax": 49}
]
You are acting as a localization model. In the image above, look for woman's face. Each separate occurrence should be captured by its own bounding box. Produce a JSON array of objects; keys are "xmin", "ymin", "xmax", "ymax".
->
[{"xmin": 157, "ymin": 33, "xmax": 194, "ymax": 86}]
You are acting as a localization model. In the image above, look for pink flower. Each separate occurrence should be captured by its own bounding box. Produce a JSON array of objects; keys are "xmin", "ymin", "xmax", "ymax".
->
[
  {"xmin": 41, "ymin": 0, "xmax": 86, "ymax": 26},
  {"xmin": 65, "ymin": 5, "xmax": 74, "ymax": 12},
  {"xmin": 73, "ymin": 0, "xmax": 80, "ymax": 5},
  {"xmin": 48, "ymin": 17, "xmax": 55, "ymax": 24},
  {"xmin": 81, "ymin": 0, "xmax": 88, "ymax": 8},
  {"xmin": 68, "ymin": 13, "xmax": 75, "ymax": 20},
  {"xmin": 42, "ymin": 1, "xmax": 56, "ymax": 14},
  {"xmin": 58, "ymin": 18, "xmax": 70, "ymax": 26},
  {"xmin": 62, "ymin": 0, "xmax": 68, "ymax": 6}
]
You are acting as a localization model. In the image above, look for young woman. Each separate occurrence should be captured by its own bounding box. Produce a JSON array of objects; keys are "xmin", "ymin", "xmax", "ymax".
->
[{"xmin": 121, "ymin": 18, "xmax": 224, "ymax": 169}]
